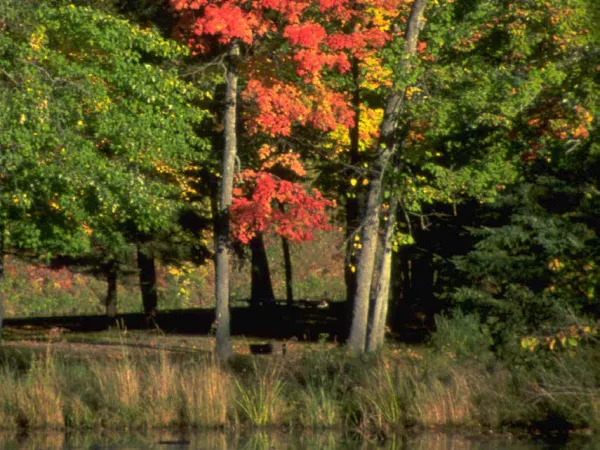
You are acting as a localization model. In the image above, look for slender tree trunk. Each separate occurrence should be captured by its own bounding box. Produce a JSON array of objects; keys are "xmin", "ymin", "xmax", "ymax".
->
[
  {"xmin": 214, "ymin": 41, "xmax": 239, "ymax": 361},
  {"xmin": 0, "ymin": 227, "xmax": 4, "ymax": 339},
  {"xmin": 281, "ymin": 236, "xmax": 293, "ymax": 306},
  {"xmin": 277, "ymin": 203, "xmax": 293, "ymax": 306},
  {"xmin": 343, "ymin": 57, "xmax": 362, "ymax": 337},
  {"xmin": 348, "ymin": 0, "xmax": 428, "ymax": 355},
  {"xmin": 367, "ymin": 197, "xmax": 397, "ymax": 352},
  {"xmin": 347, "ymin": 142, "xmax": 394, "ymax": 354},
  {"xmin": 104, "ymin": 260, "xmax": 118, "ymax": 319},
  {"xmin": 250, "ymin": 233, "xmax": 275, "ymax": 306},
  {"xmin": 137, "ymin": 245, "xmax": 158, "ymax": 318}
]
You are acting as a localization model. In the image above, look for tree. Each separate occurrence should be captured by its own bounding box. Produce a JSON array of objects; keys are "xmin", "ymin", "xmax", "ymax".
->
[
  {"xmin": 172, "ymin": 0, "xmax": 367, "ymax": 357},
  {"xmin": 348, "ymin": 0, "xmax": 597, "ymax": 353},
  {"xmin": 348, "ymin": 0, "xmax": 428, "ymax": 354},
  {"xmin": 0, "ymin": 1, "xmax": 211, "ymax": 317}
]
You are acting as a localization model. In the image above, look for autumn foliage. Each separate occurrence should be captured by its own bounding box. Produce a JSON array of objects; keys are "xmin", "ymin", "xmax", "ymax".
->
[{"xmin": 172, "ymin": 0, "xmax": 411, "ymax": 244}]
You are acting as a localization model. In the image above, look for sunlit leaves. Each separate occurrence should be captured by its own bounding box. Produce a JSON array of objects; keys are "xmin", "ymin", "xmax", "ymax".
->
[{"xmin": 0, "ymin": 1, "xmax": 211, "ymax": 258}]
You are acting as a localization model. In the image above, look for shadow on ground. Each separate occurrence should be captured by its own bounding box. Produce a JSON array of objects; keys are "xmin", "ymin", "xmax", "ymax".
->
[{"xmin": 3, "ymin": 301, "xmax": 429, "ymax": 343}]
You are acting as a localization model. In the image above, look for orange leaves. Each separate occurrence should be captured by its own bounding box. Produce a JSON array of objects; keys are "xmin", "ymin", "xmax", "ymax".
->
[
  {"xmin": 231, "ymin": 147, "xmax": 333, "ymax": 243},
  {"xmin": 174, "ymin": 0, "xmax": 404, "ymax": 137},
  {"xmin": 231, "ymin": 171, "xmax": 333, "ymax": 243},
  {"xmin": 258, "ymin": 145, "xmax": 307, "ymax": 177},
  {"xmin": 243, "ymin": 79, "xmax": 311, "ymax": 136},
  {"xmin": 284, "ymin": 22, "xmax": 327, "ymax": 48},
  {"xmin": 242, "ymin": 78, "xmax": 353, "ymax": 136},
  {"xmin": 197, "ymin": 3, "xmax": 257, "ymax": 44}
]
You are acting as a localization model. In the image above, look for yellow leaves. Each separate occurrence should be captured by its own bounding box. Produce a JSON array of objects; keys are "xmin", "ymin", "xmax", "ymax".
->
[
  {"xmin": 521, "ymin": 324, "xmax": 598, "ymax": 354},
  {"xmin": 29, "ymin": 30, "xmax": 46, "ymax": 52},
  {"xmin": 77, "ymin": 120, "xmax": 84, "ymax": 127},
  {"xmin": 258, "ymin": 144, "xmax": 273, "ymax": 161},
  {"xmin": 548, "ymin": 258, "xmax": 562, "ymax": 272},
  {"xmin": 406, "ymin": 86, "xmax": 422, "ymax": 100},
  {"xmin": 169, "ymin": 267, "xmax": 183, "ymax": 276},
  {"xmin": 365, "ymin": 5, "xmax": 399, "ymax": 30},
  {"xmin": 81, "ymin": 223, "xmax": 93, "ymax": 236},
  {"xmin": 19, "ymin": 114, "xmax": 27, "ymax": 125},
  {"xmin": 350, "ymin": 178, "xmax": 358, "ymax": 187},
  {"xmin": 259, "ymin": 147, "xmax": 307, "ymax": 177},
  {"xmin": 360, "ymin": 56, "xmax": 392, "ymax": 91},
  {"xmin": 328, "ymin": 105, "xmax": 383, "ymax": 155},
  {"xmin": 94, "ymin": 98, "xmax": 112, "ymax": 112},
  {"xmin": 520, "ymin": 336, "xmax": 539, "ymax": 351}
]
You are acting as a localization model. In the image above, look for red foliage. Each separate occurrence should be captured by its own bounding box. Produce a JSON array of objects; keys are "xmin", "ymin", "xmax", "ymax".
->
[
  {"xmin": 172, "ymin": 0, "xmax": 408, "ymax": 242},
  {"xmin": 231, "ymin": 171, "xmax": 334, "ymax": 244},
  {"xmin": 172, "ymin": 0, "xmax": 406, "ymax": 136}
]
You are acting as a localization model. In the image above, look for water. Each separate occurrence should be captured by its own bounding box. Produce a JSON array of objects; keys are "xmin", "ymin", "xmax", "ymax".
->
[{"xmin": 0, "ymin": 430, "xmax": 597, "ymax": 450}]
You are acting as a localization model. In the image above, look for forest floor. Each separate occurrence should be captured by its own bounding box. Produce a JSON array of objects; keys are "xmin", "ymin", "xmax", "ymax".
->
[{"xmin": 0, "ymin": 325, "xmax": 341, "ymax": 360}]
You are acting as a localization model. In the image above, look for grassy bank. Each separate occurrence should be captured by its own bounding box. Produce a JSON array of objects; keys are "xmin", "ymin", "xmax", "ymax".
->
[{"xmin": 0, "ymin": 339, "xmax": 598, "ymax": 435}]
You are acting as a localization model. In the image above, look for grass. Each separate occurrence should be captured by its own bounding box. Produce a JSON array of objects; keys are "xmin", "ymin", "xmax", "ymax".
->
[
  {"xmin": 0, "ymin": 334, "xmax": 598, "ymax": 436},
  {"xmin": 1, "ymin": 230, "xmax": 346, "ymax": 319}
]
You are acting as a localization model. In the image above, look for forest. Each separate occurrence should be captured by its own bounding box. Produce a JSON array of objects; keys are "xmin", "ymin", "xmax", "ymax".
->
[{"xmin": 0, "ymin": 0, "xmax": 598, "ymax": 439}]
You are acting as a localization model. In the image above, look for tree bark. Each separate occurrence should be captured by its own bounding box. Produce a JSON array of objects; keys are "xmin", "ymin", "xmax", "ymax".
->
[
  {"xmin": 214, "ymin": 41, "xmax": 239, "ymax": 361},
  {"xmin": 0, "ymin": 227, "xmax": 4, "ymax": 339},
  {"xmin": 137, "ymin": 245, "xmax": 158, "ymax": 318},
  {"xmin": 344, "ymin": 57, "xmax": 361, "ymax": 337},
  {"xmin": 364, "ymin": 0, "xmax": 428, "ymax": 351},
  {"xmin": 281, "ymin": 235, "xmax": 293, "ymax": 306},
  {"xmin": 104, "ymin": 260, "xmax": 118, "ymax": 319},
  {"xmin": 367, "ymin": 197, "xmax": 397, "ymax": 352},
  {"xmin": 250, "ymin": 233, "xmax": 275, "ymax": 306},
  {"xmin": 347, "ymin": 0, "xmax": 428, "ymax": 355}
]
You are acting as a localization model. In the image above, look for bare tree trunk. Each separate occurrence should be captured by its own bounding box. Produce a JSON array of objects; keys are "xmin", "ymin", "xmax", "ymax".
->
[
  {"xmin": 348, "ymin": 0, "xmax": 428, "ymax": 355},
  {"xmin": 104, "ymin": 260, "xmax": 118, "ymax": 318},
  {"xmin": 367, "ymin": 197, "xmax": 397, "ymax": 352},
  {"xmin": 214, "ymin": 41, "xmax": 239, "ymax": 361},
  {"xmin": 281, "ymin": 236, "xmax": 293, "ymax": 306},
  {"xmin": 250, "ymin": 233, "xmax": 275, "ymax": 306},
  {"xmin": 344, "ymin": 57, "xmax": 361, "ymax": 338},
  {"xmin": 365, "ymin": 0, "xmax": 428, "ymax": 352},
  {"xmin": 0, "ymin": 227, "xmax": 4, "ymax": 339},
  {"xmin": 137, "ymin": 245, "xmax": 158, "ymax": 318}
]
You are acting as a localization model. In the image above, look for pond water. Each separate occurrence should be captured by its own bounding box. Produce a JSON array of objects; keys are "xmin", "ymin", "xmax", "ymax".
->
[{"xmin": 0, "ymin": 430, "xmax": 597, "ymax": 450}]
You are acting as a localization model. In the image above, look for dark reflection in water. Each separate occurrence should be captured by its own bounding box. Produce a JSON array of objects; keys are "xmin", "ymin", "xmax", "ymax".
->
[{"xmin": 0, "ymin": 430, "xmax": 598, "ymax": 450}]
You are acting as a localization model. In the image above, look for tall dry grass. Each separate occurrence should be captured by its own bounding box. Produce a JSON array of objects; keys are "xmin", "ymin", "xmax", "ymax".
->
[
  {"xmin": 180, "ymin": 359, "xmax": 231, "ymax": 427},
  {"xmin": 6, "ymin": 350, "xmax": 65, "ymax": 429},
  {"xmin": 410, "ymin": 367, "xmax": 479, "ymax": 427},
  {"xmin": 0, "ymin": 343, "xmax": 597, "ymax": 434}
]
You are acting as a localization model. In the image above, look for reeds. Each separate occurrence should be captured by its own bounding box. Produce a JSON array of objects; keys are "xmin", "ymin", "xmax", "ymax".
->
[{"xmin": 0, "ymin": 344, "xmax": 597, "ymax": 434}]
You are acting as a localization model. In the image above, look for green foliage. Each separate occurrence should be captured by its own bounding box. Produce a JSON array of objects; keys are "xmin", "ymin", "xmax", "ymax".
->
[
  {"xmin": 0, "ymin": 0, "xmax": 212, "ymax": 260},
  {"xmin": 429, "ymin": 311, "xmax": 494, "ymax": 363},
  {"xmin": 451, "ymin": 149, "xmax": 599, "ymax": 345}
]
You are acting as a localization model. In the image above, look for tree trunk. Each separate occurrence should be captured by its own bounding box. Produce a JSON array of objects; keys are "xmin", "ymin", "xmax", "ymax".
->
[
  {"xmin": 250, "ymin": 234, "xmax": 275, "ymax": 306},
  {"xmin": 281, "ymin": 236, "xmax": 293, "ymax": 306},
  {"xmin": 348, "ymin": 0, "xmax": 428, "ymax": 355},
  {"xmin": 104, "ymin": 260, "xmax": 118, "ymax": 319},
  {"xmin": 367, "ymin": 197, "xmax": 397, "ymax": 352},
  {"xmin": 214, "ymin": 41, "xmax": 239, "ymax": 361},
  {"xmin": 137, "ymin": 245, "xmax": 158, "ymax": 318},
  {"xmin": 0, "ymin": 228, "xmax": 4, "ymax": 339},
  {"xmin": 344, "ymin": 57, "xmax": 361, "ymax": 337},
  {"xmin": 277, "ymin": 203, "xmax": 293, "ymax": 306}
]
